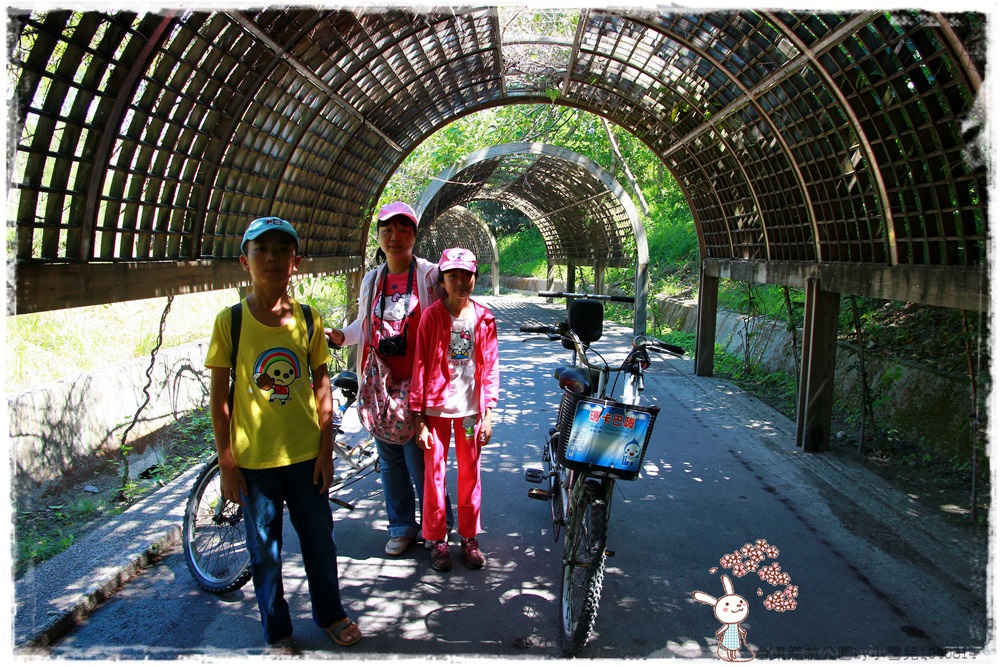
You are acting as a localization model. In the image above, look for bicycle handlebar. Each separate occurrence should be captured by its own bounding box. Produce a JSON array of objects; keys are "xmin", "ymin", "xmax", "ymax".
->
[
  {"xmin": 538, "ymin": 291, "xmax": 635, "ymax": 304},
  {"xmin": 521, "ymin": 322, "xmax": 685, "ymax": 361}
]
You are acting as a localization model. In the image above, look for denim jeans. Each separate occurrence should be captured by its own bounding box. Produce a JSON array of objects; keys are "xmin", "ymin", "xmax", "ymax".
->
[
  {"xmin": 241, "ymin": 459, "xmax": 348, "ymax": 644},
  {"xmin": 376, "ymin": 436, "xmax": 453, "ymax": 540}
]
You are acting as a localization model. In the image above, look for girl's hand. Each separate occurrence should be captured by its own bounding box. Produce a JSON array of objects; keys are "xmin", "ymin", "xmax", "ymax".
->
[{"xmin": 478, "ymin": 410, "xmax": 493, "ymax": 446}]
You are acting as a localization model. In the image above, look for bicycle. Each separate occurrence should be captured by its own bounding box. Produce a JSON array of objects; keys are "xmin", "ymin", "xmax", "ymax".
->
[
  {"xmin": 182, "ymin": 367, "xmax": 379, "ymax": 594},
  {"xmin": 521, "ymin": 291, "xmax": 684, "ymax": 655}
]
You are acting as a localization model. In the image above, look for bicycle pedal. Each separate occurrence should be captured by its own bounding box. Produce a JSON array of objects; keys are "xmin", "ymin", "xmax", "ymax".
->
[
  {"xmin": 527, "ymin": 487, "xmax": 551, "ymax": 501},
  {"xmin": 330, "ymin": 497, "xmax": 355, "ymax": 511},
  {"xmin": 604, "ymin": 549, "xmax": 615, "ymax": 557},
  {"xmin": 524, "ymin": 468, "xmax": 545, "ymax": 483}
]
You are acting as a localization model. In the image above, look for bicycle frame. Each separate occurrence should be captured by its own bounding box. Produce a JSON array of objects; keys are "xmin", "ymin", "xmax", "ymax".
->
[{"xmin": 522, "ymin": 293, "xmax": 683, "ymax": 655}]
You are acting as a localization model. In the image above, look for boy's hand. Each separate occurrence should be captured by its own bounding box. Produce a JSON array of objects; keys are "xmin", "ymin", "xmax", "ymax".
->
[
  {"xmin": 220, "ymin": 465, "xmax": 247, "ymax": 505},
  {"xmin": 314, "ymin": 453, "xmax": 334, "ymax": 494}
]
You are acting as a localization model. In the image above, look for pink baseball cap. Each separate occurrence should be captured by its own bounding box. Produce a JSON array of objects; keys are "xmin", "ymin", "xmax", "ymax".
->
[
  {"xmin": 377, "ymin": 201, "xmax": 419, "ymax": 228},
  {"xmin": 439, "ymin": 247, "xmax": 477, "ymax": 273}
]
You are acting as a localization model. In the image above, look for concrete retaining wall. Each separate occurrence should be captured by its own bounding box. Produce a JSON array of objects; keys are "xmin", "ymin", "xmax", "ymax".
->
[
  {"xmin": 9, "ymin": 290, "xmax": 977, "ymax": 497},
  {"xmin": 499, "ymin": 276, "xmax": 566, "ymax": 293},
  {"xmin": 9, "ymin": 342, "xmax": 211, "ymax": 500},
  {"xmin": 653, "ymin": 295, "xmax": 977, "ymax": 457}
]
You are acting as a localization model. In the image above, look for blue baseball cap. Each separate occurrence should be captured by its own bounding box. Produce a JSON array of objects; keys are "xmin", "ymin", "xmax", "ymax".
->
[{"xmin": 241, "ymin": 217, "xmax": 299, "ymax": 255}]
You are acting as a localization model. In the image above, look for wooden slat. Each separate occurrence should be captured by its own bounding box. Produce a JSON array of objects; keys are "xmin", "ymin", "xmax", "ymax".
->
[
  {"xmin": 703, "ymin": 258, "xmax": 988, "ymax": 312},
  {"xmin": 12, "ymin": 256, "xmax": 362, "ymax": 315}
]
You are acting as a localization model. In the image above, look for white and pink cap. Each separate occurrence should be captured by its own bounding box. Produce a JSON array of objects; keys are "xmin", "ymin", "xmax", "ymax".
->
[
  {"xmin": 377, "ymin": 201, "xmax": 419, "ymax": 228},
  {"xmin": 439, "ymin": 247, "xmax": 477, "ymax": 272}
]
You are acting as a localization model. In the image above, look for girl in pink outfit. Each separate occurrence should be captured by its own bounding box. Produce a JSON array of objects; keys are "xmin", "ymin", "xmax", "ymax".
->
[{"xmin": 410, "ymin": 247, "xmax": 500, "ymax": 572}]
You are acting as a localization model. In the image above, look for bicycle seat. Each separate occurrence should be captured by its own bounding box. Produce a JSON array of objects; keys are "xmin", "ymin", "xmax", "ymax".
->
[
  {"xmin": 333, "ymin": 371, "xmax": 358, "ymax": 395},
  {"xmin": 569, "ymin": 299, "xmax": 603, "ymax": 344},
  {"xmin": 555, "ymin": 366, "xmax": 593, "ymax": 395}
]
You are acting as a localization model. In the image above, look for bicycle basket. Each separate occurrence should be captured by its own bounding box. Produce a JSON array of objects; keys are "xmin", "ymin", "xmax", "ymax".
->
[{"xmin": 555, "ymin": 395, "xmax": 659, "ymax": 480}]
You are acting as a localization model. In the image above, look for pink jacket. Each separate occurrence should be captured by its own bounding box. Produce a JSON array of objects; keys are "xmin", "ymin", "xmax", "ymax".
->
[{"xmin": 409, "ymin": 299, "xmax": 500, "ymax": 415}]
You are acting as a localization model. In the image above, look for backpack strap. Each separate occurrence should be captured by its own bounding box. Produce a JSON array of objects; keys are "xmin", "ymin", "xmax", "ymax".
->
[
  {"xmin": 229, "ymin": 302, "xmax": 243, "ymax": 409},
  {"xmin": 301, "ymin": 303, "xmax": 314, "ymax": 374}
]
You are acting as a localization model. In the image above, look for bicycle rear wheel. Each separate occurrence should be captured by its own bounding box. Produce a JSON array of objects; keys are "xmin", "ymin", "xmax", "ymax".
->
[
  {"xmin": 560, "ymin": 478, "xmax": 609, "ymax": 655},
  {"xmin": 329, "ymin": 438, "xmax": 379, "ymax": 495},
  {"xmin": 182, "ymin": 456, "xmax": 252, "ymax": 594}
]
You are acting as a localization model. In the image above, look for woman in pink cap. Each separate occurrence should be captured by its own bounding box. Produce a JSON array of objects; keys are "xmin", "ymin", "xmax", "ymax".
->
[
  {"xmin": 327, "ymin": 202, "xmax": 452, "ymax": 557},
  {"xmin": 409, "ymin": 247, "xmax": 500, "ymax": 571}
]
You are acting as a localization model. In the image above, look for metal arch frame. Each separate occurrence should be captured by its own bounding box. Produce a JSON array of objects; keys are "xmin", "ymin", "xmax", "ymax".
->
[
  {"xmin": 81, "ymin": 12, "xmax": 178, "ymax": 262},
  {"xmin": 225, "ymin": 10, "xmax": 394, "ymax": 260},
  {"xmin": 760, "ymin": 11, "xmax": 898, "ymax": 266},
  {"xmin": 414, "ymin": 141, "xmax": 650, "ymax": 333},
  {"xmin": 554, "ymin": 28, "xmax": 754, "ymax": 260}
]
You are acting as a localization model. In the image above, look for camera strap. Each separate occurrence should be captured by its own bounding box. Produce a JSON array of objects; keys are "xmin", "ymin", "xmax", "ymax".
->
[{"xmin": 376, "ymin": 258, "xmax": 416, "ymax": 340}]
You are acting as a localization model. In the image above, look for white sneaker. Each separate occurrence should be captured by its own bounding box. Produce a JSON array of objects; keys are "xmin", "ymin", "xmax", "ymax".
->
[{"xmin": 385, "ymin": 536, "xmax": 412, "ymax": 556}]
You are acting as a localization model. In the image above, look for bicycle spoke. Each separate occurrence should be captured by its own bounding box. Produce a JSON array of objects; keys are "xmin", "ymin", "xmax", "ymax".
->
[{"xmin": 183, "ymin": 459, "xmax": 252, "ymax": 594}]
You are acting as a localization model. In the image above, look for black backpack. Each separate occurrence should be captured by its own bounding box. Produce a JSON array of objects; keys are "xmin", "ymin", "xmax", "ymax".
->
[{"xmin": 228, "ymin": 302, "xmax": 314, "ymax": 407}]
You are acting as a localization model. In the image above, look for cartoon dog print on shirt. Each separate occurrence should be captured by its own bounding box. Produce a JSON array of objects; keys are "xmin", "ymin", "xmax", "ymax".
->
[{"xmin": 252, "ymin": 348, "xmax": 301, "ymax": 404}]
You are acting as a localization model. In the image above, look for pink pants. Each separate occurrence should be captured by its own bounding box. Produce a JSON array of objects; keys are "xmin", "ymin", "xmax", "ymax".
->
[{"xmin": 422, "ymin": 415, "xmax": 482, "ymax": 542}]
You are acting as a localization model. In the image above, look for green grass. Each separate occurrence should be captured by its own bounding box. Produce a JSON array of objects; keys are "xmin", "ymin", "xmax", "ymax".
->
[
  {"xmin": 497, "ymin": 226, "xmax": 547, "ymax": 277},
  {"xmin": 14, "ymin": 408, "xmax": 217, "ymax": 575},
  {"xmin": 7, "ymin": 290, "xmax": 238, "ymax": 393},
  {"xmin": 7, "ymin": 275, "xmax": 353, "ymax": 394},
  {"xmin": 15, "ymin": 495, "xmax": 111, "ymax": 576}
]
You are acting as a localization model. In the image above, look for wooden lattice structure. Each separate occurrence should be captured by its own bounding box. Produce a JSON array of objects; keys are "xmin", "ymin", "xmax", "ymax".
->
[
  {"xmin": 7, "ymin": 8, "xmax": 989, "ymax": 450},
  {"xmin": 413, "ymin": 206, "xmax": 500, "ymax": 297},
  {"xmin": 415, "ymin": 142, "xmax": 648, "ymax": 328}
]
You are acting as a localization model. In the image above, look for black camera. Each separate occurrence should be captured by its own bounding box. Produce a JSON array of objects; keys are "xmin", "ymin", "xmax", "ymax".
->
[{"xmin": 378, "ymin": 334, "xmax": 407, "ymax": 357}]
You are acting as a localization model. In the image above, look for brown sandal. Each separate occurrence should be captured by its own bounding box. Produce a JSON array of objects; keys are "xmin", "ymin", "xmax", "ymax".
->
[{"xmin": 325, "ymin": 618, "xmax": 362, "ymax": 647}]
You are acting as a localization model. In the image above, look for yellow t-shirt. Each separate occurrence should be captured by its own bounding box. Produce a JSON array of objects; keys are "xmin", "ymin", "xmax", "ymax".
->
[{"xmin": 205, "ymin": 299, "xmax": 331, "ymax": 470}]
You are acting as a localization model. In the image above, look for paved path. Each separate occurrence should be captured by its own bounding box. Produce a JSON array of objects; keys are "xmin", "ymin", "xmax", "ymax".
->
[{"xmin": 15, "ymin": 296, "xmax": 990, "ymax": 659}]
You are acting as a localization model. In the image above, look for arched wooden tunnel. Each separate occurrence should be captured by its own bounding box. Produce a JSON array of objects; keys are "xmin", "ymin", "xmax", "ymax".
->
[
  {"xmin": 415, "ymin": 142, "xmax": 648, "ymax": 331},
  {"xmin": 8, "ymin": 8, "xmax": 988, "ymax": 452},
  {"xmin": 414, "ymin": 205, "xmax": 501, "ymax": 297}
]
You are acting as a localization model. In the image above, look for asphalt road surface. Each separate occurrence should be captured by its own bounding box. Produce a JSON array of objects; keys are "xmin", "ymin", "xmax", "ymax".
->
[{"xmin": 44, "ymin": 296, "xmax": 990, "ymax": 660}]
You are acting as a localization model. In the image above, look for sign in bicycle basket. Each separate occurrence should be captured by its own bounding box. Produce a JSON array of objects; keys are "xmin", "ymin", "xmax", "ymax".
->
[{"xmin": 558, "ymin": 396, "xmax": 659, "ymax": 480}]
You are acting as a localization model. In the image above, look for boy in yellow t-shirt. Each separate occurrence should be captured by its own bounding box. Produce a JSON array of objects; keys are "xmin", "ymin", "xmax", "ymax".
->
[{"xmin": 205, "ymin": 217, "xmax": 362, "ymax": 650}]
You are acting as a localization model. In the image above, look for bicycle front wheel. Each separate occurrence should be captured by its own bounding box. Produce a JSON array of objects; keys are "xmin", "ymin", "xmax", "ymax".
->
[
  {"xmin": 182, "ymin": 456, "xmax": 252, "ymax": 594},
  {"xmin": 560, "ymin": 479, "xmax": 609, "ymax": 655}
]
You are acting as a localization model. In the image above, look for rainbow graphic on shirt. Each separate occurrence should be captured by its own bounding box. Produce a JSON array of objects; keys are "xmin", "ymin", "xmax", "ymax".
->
[
  {"xmin": 253, "ymin": 347, "xmax": 301, "ymax": 404},
  {"xmin": 255, "ymin": 348, "xmax": 301, "ymax": 378}
]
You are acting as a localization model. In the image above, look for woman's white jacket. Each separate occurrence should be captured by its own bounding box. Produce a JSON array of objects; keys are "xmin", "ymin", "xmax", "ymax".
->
[{"xmin": 340, "ymin": 256, "xmax": 441, "ymax": 378}]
